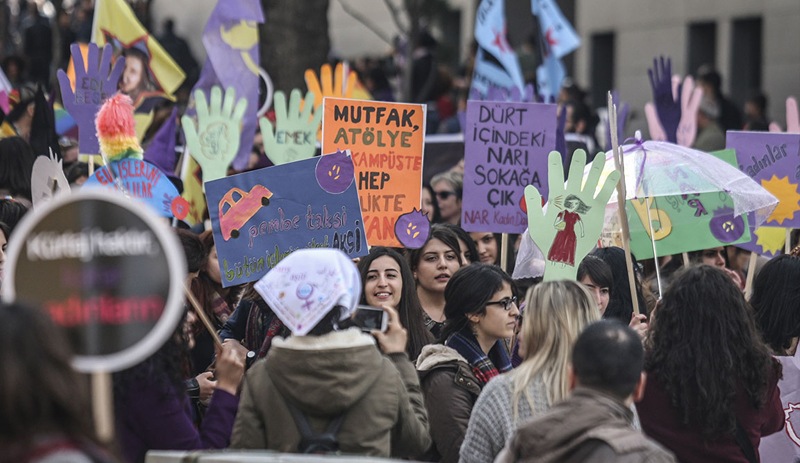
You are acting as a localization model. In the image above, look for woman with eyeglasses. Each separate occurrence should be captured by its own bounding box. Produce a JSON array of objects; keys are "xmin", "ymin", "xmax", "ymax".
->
[
  {"xmin": 460, "ymin": 280, "xmax": 599, "ymax": 463},
  {"xmin": 416, "ymin": 264, "xmax": 518, "ymax": 463},
  {"xmin": 430, "ymin": 170, "xmax": 463, "ymax": 225}
]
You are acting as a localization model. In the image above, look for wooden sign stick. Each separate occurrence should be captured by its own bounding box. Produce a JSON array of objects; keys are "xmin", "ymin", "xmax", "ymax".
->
[
  {"xmin": 183, "ymin": 283, "xmax": 224, "ymax": 351},
  {"xmin": 744, "ymin": 251, "xmax": 758, "ymax": 299},
  {"xmin": 500, "ymin": 233, "xmax": 509, "ymax": 273},
  {"xmin": 608, "ymin": 92, "xmax": 641, "ymax": 316},
  {"xmin": 91, "ymin": 371, "xmax": 114, "ymax": 443}
]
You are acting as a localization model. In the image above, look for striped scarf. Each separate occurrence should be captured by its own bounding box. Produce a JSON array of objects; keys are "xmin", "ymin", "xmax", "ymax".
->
[{"xmin": 446, "ymin": 328, "xmax": 513, "ymax": 386}]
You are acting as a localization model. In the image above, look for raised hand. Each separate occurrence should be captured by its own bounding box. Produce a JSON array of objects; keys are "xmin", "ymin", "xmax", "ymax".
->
[
  {"xmin": 675, "ymin": 76, "xmax": 703, "ymax": 147},
  {"xmin": 57, "ymin": 43, "xmax": 125, "ymax": 155},
  {"xmin": 304, "ymin": 63, "xmax": 357, "ymax": 108},
  {"xmin": 182, "ymin": 86, "xmax": 247, "ymax": 182},
  {"xmin": 648, "ymin": 56, "xmax": 681, "ymax": 143},
  {"xmin": 769, "ymin": 97, "xmax": 800, "ymax": 133},
  {"xmin": 524, "ymin": 149, "xmax": 620, "ymax": 281},
  {"xmin": 259, "ymin": 89, "xmax": 321, "ymax": 166}
]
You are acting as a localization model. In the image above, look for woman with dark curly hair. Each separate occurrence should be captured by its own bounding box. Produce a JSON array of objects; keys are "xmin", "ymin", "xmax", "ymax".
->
[{"xmin": 637, "ymin": 265, "xmax": 783, "ymax": 463}]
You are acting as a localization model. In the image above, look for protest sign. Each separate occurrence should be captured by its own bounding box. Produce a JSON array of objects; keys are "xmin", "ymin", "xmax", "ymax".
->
[
  {"xmin": 322, "ymin": 97, "xmax": 425, "ymax": 247},
  {"xmin": 0, "ymin": 190, "xmax": 186, "ymax": 373},
  {"xmin": 727, "ymin": 132, "xmax": 800, "ymax": 256},
  {"xmin": 525, "ymin": 150, "xmax": 620, "ymax": 281},
  {"xmin": 205, "ymin": 151, "xmax": 367, "ymax": 287},
  {"xmin": 727, "ymin": 131, "xmax": 800, "ymax": 227},
  {"xmin": 620, "ymin": 149, "xmax": 752, "ymax": 259},
  {"xmin": 462, "ymin": 100, "xmax": 557, "ymax": 233},
  {"xmin": 31, "ymin": 150, "xmax": 71, "ymax": 208},
  {"xmin": 84, "ymin": 159, "xmax": 189, "ymax": 220}
]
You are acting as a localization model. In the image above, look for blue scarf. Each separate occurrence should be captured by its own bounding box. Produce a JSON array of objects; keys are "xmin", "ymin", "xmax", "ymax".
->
[{"xmin": 446, "ymin": 329, "xmax": 513, "ymax": 386}]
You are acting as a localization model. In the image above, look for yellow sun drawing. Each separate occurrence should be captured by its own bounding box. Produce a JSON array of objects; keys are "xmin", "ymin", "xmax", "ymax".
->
[
  {"xmin": 762, "ymin": 175, "xmax": 800, "ymax": 225},
  {"xmin": 754, "ymin": 226, "xmax": 785, "ymax": 255}
]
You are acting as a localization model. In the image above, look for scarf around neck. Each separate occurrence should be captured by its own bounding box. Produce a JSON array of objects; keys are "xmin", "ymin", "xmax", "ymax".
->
[{"xmin": 446, "ymin": 328, "xmax": 513, "ymax": 386}]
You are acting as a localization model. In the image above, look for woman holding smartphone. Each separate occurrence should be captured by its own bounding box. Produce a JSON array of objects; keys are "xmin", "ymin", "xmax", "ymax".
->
[
  {"xmin": 358, "ymin": 247, "xmax": 434, "ymax": 360},
  {"xmin": 416, "ymin": 264, "xmax": 519, "ymax": 463}
]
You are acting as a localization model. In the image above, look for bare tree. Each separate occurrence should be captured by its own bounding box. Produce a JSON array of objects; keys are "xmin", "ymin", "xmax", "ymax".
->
[{"xmin": 259, "ymin": 0, "xmax": 331, "ymax": 93}]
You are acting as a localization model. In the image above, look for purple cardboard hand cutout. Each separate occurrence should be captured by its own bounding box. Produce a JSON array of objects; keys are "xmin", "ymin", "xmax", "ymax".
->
[
  {"xmin": 57, "ymin": 43, "xmax": 125, "ymax": 155},
  {"xmin": 648, "ymin": 56, "xmax": 681, "ymax": 143}
]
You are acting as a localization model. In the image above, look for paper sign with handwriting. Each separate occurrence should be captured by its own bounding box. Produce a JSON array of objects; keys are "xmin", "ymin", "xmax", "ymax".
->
[
  {"xmin": 462, "ymin": 100, "xmax": 557, "ymax": 233},
  {"xmin": 727, "ymin": 131, "xmax": 800, "ymax": 227},
  {"xmin": 322, "ymin": 97, "xmax": 425, "ymax": 247},
  {"xmin": 204, "ymin": 151, "xmax": 367, "ymax": 287}
]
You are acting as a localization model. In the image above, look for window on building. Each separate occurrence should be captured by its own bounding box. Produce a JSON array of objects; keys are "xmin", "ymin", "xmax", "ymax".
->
[
  {"xmin": 590, "ymin": 32, "xmax": 614, "ymax": 109},
  {"xmin": 688, "ymin": 22, "xmax": 716, "ymax": 76},
  {"xmin": 729, "ymin": 17, "xmax": 762, "ymax": 106}
]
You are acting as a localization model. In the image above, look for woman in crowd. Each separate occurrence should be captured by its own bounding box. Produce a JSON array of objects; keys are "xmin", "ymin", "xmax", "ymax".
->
[
  {"xmin": 0, "ymin": 301, "xmax": 116, "ymax": 461},
  {"xmin": 421, "ymin": 184, "xmax": 441, "ymax": 223},
  {"xmin": 114, "ymin": 311, "xmax": 245, "ymax": 462},
  {"xmin": 0, "ymin": 136, "xmax": 35, "ymax": 207},
  {"xmin": 416, "ymin": 264, "xmax": 518, "ymax": 463},
  {"xmin": 591, "ymin": 247, "xmax": 650, "ymax": 321},
  {"xmin": 469, "ymin": 232, "xmax": 500, "ymax": 265},
  {"xmin": 218, "ymin": 286, "xmax": 290, "ymax": 367},
  {"xmin": 750, "ymin": 253, "xmax": 800, "ymax": 461},
  {"xmin": 231, "ymin": 249, "xmax": 431, "ymax": 457},
  {"xmin": 189, "ymin": 230, "xmax": 242, "ymax": 373},
  {"xmin": 577, "ymin": 255, "xmax": 613, "ymax": 316},
  {"xmin": 430, "ymin": 170, "xmax": 463, "ymax": 225},
  {"xmin": 460, "ymin": 280, "xmax": 598, "ymax": 463},
  {"xmin": 443, "ymin": 223, "xmax": 479, "ymax": 265},
  {"xmin": 637, "ymin": 265, "xmax": 783, "ymax": 462},
  {"xmin": 358, "ymin": 247, "xmax": 434, "ymax": 360},
  {"xmin": 407, "ymin": 224, "xmax": 463, "ymax": 339}
]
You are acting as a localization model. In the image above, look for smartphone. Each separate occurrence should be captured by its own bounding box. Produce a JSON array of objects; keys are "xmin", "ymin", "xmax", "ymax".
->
[{"xmin": 352, "ymin": 305, "xmax": 388, "ymax": 333}]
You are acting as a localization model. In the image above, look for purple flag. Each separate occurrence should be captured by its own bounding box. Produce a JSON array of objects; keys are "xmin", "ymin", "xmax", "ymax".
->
[
  {"xmin": 143, "ymin": 107, "xmax": 178, "ymax": 175},
  {"xmin": 191, "ymin": 0, "xmax": 263, "ymax": 171},
  {"xmin": 461, "ymin": 100, "xmax": 558, "ymax": 233}
]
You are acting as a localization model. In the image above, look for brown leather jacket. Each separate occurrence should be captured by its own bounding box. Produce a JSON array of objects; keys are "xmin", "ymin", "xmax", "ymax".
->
[{"xmin": 497, "ymin": 387, "xmax": 676, "ymax": 463}]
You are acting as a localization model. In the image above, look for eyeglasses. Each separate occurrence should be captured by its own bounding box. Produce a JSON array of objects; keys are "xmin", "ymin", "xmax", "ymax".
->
[
  {"xmin": 486, "ymin": 296, "xmax": 518, "ymax": 311},
  {"xmin": 435, "ymin": 191, "xmax": 456, "ymax": 200}
]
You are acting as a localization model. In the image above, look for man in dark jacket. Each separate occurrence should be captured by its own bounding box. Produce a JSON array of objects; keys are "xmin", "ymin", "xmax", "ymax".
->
[{"xmin": 497, "ymin": 321, "xmax": 675, "ymax": 463}]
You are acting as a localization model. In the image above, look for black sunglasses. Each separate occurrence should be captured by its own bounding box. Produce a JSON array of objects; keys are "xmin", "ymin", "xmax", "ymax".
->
[
  {"xmin": 435, "ymin": 191, "xmax": 456, "ymax": 200},
  {"xmin": 486, "ymin": 296, "xmax": 518, "ymax": 311}
]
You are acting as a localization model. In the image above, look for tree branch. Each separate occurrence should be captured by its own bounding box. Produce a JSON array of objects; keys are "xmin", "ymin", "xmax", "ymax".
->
[
  {"xmin": 336, "ymin": 0, "xmax": 394, "ymax": 46},
  {"xmin": 383, "ymin": 0, "xmax": 408, "ymax": 35}
]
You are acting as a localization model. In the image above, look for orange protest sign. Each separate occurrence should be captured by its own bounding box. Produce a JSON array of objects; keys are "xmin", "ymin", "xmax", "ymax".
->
[{"xmin": 322, "ymin": 97, "xmax": 426, "ymax": 247}]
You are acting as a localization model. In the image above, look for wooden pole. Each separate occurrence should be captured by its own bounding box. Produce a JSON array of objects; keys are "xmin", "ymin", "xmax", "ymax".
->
[
  {"xmin": 91, "ymin": 371, "xmax": 114, "ymax": 443},
  {"xmin": 786, "ymin": 228, "xmax": 792, "ymax": 254},
  {"xmin": 608, "ymin": 92, "xmax": 641, "ymax": 315},
  {"xmin": 183, "ymin": 283, "xmax": 223, "ymax": 351},
  {"xmin": 744, "ymin": 252, "xmax": 758, "ymax": 299},
  {"xmin": 500, "ymin": 233, "xmax": 509, "ymax": 273}
]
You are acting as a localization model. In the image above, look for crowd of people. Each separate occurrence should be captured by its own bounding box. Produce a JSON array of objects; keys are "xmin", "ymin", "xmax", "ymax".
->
[{"xmin": 0, "ymin": 2, "xmax": 797, "ymax": 463}]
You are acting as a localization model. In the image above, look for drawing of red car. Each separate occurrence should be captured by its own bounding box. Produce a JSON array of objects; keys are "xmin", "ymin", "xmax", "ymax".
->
[{"xmin": 218, "ymin": 185, "xmax": 273, "ymax": 240}]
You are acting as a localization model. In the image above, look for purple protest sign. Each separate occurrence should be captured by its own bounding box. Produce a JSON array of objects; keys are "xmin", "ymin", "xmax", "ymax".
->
[
  {"xmin": 461, "ymin": 100, "xmax": 557, "ymax": 233},
  {"xmin": 727, "ymin": 131, "xmax": 800, "ymax": 227}
]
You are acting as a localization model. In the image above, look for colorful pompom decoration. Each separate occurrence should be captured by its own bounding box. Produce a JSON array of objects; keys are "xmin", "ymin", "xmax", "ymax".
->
[{"xmin": 95, "ymin": 93, "xmax": 143, "ymax": 162}]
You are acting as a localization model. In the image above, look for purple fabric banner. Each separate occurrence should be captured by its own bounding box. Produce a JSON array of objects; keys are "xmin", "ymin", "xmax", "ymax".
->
[
  {"xmin": 143, "ymin": 107, "xmax": 178, "ymax": 175},
  {"xmin": 191, "ymin": 0, "xmax": 263, "ymax": 171},
  {"xmin": 461, "ymin": 100, "xmax": 557, "ymax": 233}
]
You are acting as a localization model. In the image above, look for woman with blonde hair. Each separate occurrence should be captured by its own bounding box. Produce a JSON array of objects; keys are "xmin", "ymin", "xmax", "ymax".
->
[{"xmin": 460, "ymin": 280, "xmax": 599, "ymax": 463}]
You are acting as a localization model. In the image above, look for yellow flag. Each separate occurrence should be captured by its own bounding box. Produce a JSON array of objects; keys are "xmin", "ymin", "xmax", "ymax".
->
[{"xmin": 92, "ymin": 0, "xmax": 185, "ymax": 112}]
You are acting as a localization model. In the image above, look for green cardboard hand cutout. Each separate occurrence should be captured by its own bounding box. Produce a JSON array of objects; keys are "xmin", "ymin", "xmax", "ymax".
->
[
  {"xmin": 525, "ymin": 149, "xmax": 621, "ymax": 280},
  {"xmin": 182, "ymin": 86, "xmax": 248, "ymax": 182},
  {"xmin": 260, "ymin": 89, "xmax": 321, "ymax": 165}
]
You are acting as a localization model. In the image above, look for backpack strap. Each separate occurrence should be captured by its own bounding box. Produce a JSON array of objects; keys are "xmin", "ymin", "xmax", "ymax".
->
[
  {"xmin": 284, "ymin": 398, "xmax": 346, "ymax": 453},
  {"xmin": 734, "ymin": 419, "xmax": 758, "ymax": 463}
]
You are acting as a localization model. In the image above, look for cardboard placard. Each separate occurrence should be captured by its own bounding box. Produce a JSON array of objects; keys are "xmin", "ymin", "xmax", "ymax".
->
[
  {"xmin": 462, "ymin": 100, "xmax": 557, "ymax": 233},
  {"xmin": 0, "ymin": 190, "xmax": 186, "ymax": 372},
  {"xmin": 204, "ymin": 152, "xmax": 367, "ymax": 287},
  {"xmin": 322, "ymin": 97, "xmax": 425, "ymax": 247}
]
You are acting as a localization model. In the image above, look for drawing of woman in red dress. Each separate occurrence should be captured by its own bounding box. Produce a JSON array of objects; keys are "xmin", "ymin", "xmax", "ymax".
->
[{"xmin": 547, "ymin": 194, "xmax": 590, "ymax": 266}]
